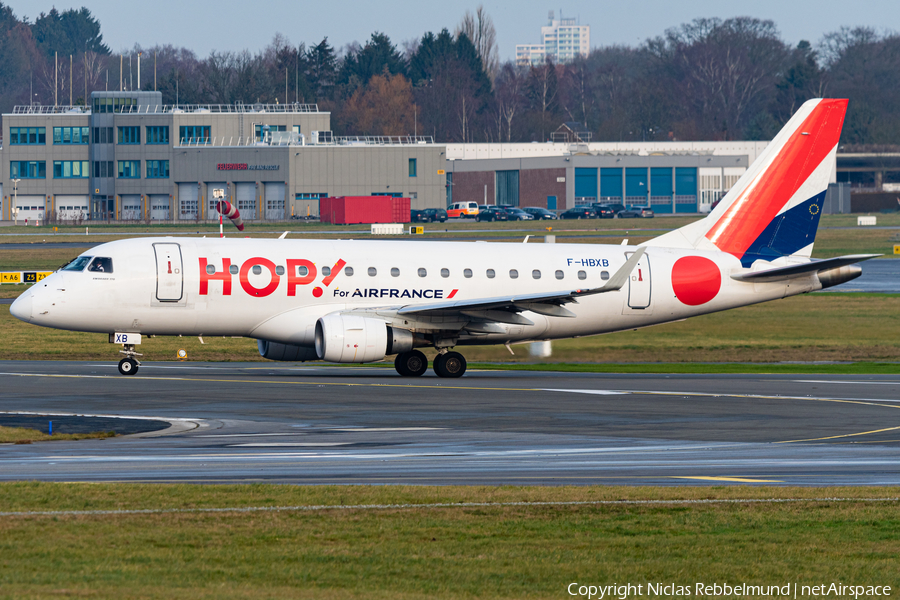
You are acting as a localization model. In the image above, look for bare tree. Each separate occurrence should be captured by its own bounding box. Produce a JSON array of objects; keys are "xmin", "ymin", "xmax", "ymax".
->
[
  {"xmin": 456, "ymin": 5, "xmax": 499, "ymax": 82},
  {"xmin": 494, "ymin": 63, "xmax": 524, "ymax": 141}
]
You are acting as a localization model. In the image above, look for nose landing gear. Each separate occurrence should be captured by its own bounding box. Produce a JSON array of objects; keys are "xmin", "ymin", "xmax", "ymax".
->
[{"xmin": 117, "ymin": 344, "xmax": 142, "ymax": 376}]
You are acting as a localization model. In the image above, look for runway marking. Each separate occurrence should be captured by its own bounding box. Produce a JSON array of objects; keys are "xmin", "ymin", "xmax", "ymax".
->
[
  {"xmin": 776, "ymin": 424, "xmax": 900, "ymax": 444},
  {"xmin": 0, "ymin": 497, "xmax": 897, "ymax": 519},
  {"xmin": 329, "ymin": 427, "xmax": 445, "ymax": 432},
  {"xmin": 670, "ymin": 476, "xmax": 784, "ymax": 483},
  {"xmin": 229, "ymin": 443, "xmax": 352, "ymax": 447},
  {"xmin": 795, "ymin": 380, "xmax": 900, "ymax": 385},
  {"xmin": 541, "ymin": 388, "xmax": 625, "ymax": 395}
]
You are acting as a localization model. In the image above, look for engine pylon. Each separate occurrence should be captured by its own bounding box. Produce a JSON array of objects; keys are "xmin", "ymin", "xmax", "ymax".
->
[{"xmin": 216, "ymin": 200, "xmax": 245, "ymax": 231}]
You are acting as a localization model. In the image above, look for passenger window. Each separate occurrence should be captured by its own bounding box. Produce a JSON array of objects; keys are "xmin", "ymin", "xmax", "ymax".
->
[
  {"xmin": 230, "ymin": 265, "xmax": 239, "ymax": 275},
  {"xmin": 322, "ymin": 266, "xmax": 331, "ymax": 276},
  {"xmin": 486, "ymin": 269, "xmax": 495, "ymax": 279},
  {"xmin": 297, "ymin": 265, "xmax": 308, "ymax": 276},
  {"xmin": 63, "ymin": 256, "xmax": 92, "ymax": 271},
  {"xmin": 88, "ymin": 257, "xmax": 113, "ymax": 273},
  {"xmin": 464, "ymin": 269, "xmax": 473, "ymax": 278},
  {"xmin": 578, "ymin": 270, "xmax": 587, "ymax": 280},
  {"xmin": 368, "ymin": 267, "xmax": 377, "ymax": 276},
  {"xmin": 509, "ymin": 269, "xmax": 518, "ymax": 279},
  {"xmin": 418, "ymin": 268, "xmax": 427, "ymax": 277},
  {"xmin": 206, "ymin": 264, "xmax": 215, "ymax": 274},
  {"xmin": 344, "ymin": 267, "xmax": 354, "ymax": 276},
  {"xmin": 601, "ymin": 271, "xmax": 610, "ymax": 281},
  {"xmin": 391, "ymin": 267, "xmax": 400, "ymax": 277},
  {"xmin": 532, "ymin": 270, "xmax": 541, "ymax": 279},
  {"xmin": 555, "ymin": 270, "xmax": 564, "ymax": 280},
  {"xmin": 252, "ymin": 265, "xmax": 262, "ymax": 275},
  {"xmin": 275, "ymin": 266, "xmax": 285, "ymax": 276},
  {"xmin": 441, "ymin": 268, "xmax": 450, "ymax": 278}
]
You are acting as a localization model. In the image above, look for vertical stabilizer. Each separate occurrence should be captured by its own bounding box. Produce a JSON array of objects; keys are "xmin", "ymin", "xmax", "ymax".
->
[{"xmin": 645, "ymin": 99, "xmax": 848, "ymax": 267}]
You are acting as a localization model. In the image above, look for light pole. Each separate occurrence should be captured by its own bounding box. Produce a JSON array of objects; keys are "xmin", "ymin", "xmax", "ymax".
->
[{"xmin": 11, "ymin": 178, "xmax": 20, "ymax": 225}]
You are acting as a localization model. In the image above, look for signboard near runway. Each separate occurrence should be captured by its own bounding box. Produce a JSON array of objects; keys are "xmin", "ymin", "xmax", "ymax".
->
[{"xmin": 1, "ymin": 272, "xmax": 52, "ymax": 284}]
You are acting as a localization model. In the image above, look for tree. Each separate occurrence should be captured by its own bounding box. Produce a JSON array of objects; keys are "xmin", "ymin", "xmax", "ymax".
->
[
  {"xmin": 456, "ymin": 5, "xmax": 499, "ymax": 82},
  {"xmin": 650, "ymin": 17, "xmax": 790, "ymax": 139},
  {"xmin": 339, "ymin": 32, "xmax": 406, "ymax": 92},
  {"xmin": 306, "ymin": 37, "xmax": 337, "ymax": 101},
  {"xmin": 525, "ymin": 57, "xmax": 560, "ymax": 141},
  {"xmin": 341, "ymin": 73, "xmax": 414, "ymax": 136},
  {"xmin": 772, "ymin": 40, "xmax": 826, "ymax": 123},
  {"xmin": 493, "ymin": 63, "xmax": 524, "ymax": 141},
  {"xmin": 31, "ymin": 7, "xmax": 109, "ymax": 58}
]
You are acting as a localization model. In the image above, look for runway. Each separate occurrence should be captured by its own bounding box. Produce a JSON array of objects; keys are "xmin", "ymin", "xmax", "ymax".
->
[{"xmin": 1, "ymin": 361, "xmax": 900, "ymax": 486}]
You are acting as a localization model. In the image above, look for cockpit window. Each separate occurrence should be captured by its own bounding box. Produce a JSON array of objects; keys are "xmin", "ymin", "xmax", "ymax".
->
[
  {"xmin": 88, "ymin": 257, "xmax": 113, "ymax": 273},
  {"xmin": 62, "ymin": 256, "xmax": 93, "ymax": 271}
]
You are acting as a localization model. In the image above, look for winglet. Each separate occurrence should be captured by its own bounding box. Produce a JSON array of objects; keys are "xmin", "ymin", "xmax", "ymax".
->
[{"xmin": 595, "ymin": 247, "xmax": 645, "ymax": 293}]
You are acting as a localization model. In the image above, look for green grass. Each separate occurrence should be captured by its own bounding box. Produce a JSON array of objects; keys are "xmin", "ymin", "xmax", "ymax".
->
[
  {"xmin": 0, "ymin": 483, "xmax": 897, "ymax": 599},
  {"xmin": 0, "ymin": 426, "xmax": 116, "ymax": 444}
]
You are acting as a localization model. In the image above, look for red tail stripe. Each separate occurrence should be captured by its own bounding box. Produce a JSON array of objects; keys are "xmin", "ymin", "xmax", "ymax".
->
[{"xmin": 705, "ymin": 99, "xmax": 847, "ymax": 258}]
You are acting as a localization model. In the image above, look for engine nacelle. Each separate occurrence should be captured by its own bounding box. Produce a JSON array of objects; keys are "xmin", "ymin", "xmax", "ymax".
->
[
  {"xmin": 257, "ymin": 339, "xmax": 319, "ymax": 362},
  {"xmin": 315, "ymin": 314, "xmax": 390, "ymax": 363}
]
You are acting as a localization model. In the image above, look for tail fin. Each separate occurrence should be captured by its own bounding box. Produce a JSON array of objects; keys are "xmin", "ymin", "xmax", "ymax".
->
[{"xmin": 646, "ymin": 98, "xmax": 848, "ymax": 267}]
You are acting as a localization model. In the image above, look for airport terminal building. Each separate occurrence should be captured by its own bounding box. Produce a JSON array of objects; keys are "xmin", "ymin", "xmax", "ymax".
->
[{"xmin": 1, "ymin": 90, "xmax": 865, "ymax": 223}]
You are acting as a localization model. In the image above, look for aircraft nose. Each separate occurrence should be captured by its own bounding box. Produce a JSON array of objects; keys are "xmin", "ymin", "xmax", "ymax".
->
[{"xmin": 9, "ymin": 290, "xmax": 33, "ymax": 322}]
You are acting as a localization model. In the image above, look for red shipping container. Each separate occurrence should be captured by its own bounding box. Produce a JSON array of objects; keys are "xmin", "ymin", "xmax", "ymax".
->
[{"xmin": 320, "ymin": 196, "xmax": 410, "ymax": 224}]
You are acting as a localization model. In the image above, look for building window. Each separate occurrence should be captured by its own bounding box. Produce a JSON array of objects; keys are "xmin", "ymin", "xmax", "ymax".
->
[
  {"xmin": 93, "ymin": 127, "xmax": 114, "ymax": 144},
  {"xmin": 118, "ymin": 126, "xmax": 140, "ymax": 144},
  {"xmin": 92, "ymin": 97, "xmax": 136, "ymax": 113},
  {"xmin": 53, "ymin": 127, "xmax": 89, "ymax": 144},
  {"xmin": 254, "ymin": 124, "xmax": 286, "ymax": 142},
  {"xmin": 53, "ymin": 161, "xmax": 90, "ymax": 178},
  {"xmin": 117, "ymin": 160, "xmax": 141, "ymax": 179},
  {"xmin": 179, "ymin": 125, "xmax": 210, "ymax": 144},
  {"xmin": 146, "ymin": 160, "xmax": 170, "ymax": 179},
  {"xmin": 10, "ymin": 161, "xmax": 46, "ymax": 179},
  {"xmin": 408, "ymin": 158, "xmax": 417, "ymax": 177},
  {"xmin": 146, "ymin": 126, "xmax": 169, "ymax": 144},
  {"xmin": 9, "ymin": 127, "xmax": 46, "ymax": 145},
  {"xmin": 296, "ymin": 192, "xmax": 328, "ymax": 200},
  {"xmin": 93, "ymin": 161, "xmax": 114, "ymax": 178}
]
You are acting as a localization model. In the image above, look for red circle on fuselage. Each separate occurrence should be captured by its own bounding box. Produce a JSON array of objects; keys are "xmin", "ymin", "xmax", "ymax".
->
[
  {"xmin": 312, "ymin": 287, "xmax": 323, "ymax": 298},
  {"xmin": 672, "ymin": 256, "xmax": 721, "ymax": 306}
]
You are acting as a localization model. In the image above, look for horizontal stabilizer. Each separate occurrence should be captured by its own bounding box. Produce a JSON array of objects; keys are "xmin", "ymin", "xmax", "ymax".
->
[{"xmin": 730, "ymin": 254, "xmax": 880, "ymax": 283}]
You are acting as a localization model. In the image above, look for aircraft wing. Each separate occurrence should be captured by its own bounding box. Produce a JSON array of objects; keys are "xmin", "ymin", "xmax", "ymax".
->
[
  {"xmin": 730, "ymin": 254, "xmax": 880, "ymax": 283},
  {"xmin": 395, "ymin": 247, "xmax": 645, "ymax": 323}
]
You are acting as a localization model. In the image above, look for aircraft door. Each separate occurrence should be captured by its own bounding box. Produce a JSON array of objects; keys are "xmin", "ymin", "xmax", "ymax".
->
[
  {"xmin": 626, "ymin": 251, "xmax": 651, "ymax": 309},
  {"xmin": 154, "ymin": 243, "xmax": 184, "ymax": 302}
]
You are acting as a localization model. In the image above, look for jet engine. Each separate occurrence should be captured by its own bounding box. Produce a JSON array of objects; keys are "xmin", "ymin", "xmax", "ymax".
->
[
  {"xmin": 257, "ymin": 339, "xmax": 319, "ymax": 361},
  {"xmin": 314, "ymin": 314, "xmax": 415, "ymax": 363}
]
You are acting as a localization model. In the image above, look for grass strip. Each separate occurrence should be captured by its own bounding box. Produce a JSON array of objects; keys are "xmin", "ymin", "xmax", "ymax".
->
[
  {"xmin": 0, "ymin": 484, "xmax": 898, "ymax": 599},
  {"xmin": 0, "ymin": 425, "xmax": 116, "ymax": 444},
  {"xmin": 467, "ymin": 361, "xmax": 900, "ymax": 374}
]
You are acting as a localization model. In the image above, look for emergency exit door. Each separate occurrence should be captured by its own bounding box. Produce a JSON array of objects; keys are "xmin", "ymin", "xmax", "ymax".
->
[
  {"xmin": 154, "ymin": 243, "xmax": 183, "ymax": 302},
  {"xmin": 626, "ymin": 251, "xmax": 651, "ymax": 309}
]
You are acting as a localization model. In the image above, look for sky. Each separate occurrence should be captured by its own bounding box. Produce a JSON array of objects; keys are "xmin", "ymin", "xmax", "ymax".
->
[{"xmin": 9, "ymin": 0, "xmax": 900, "ymax": 60}]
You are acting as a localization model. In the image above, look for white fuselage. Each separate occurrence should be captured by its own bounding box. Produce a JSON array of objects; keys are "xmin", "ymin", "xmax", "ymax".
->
[{"xmin": 15, "ymin": 237, "xmax": 822, "ymax": 349}]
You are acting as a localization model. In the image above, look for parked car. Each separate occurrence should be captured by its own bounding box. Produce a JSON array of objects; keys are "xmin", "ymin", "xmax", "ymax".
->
[
  {"xmin": 502, "ymin": 207, "xmax": 535, "ymax": 221},
  {"xmin": 559, "ymin": 206, "xmax": 598, "ymax": 220},
  {"xmin": 522, "ymin": 207, "xmax": 558, "ymax": 220},
  {"xmin": 447, "ymin": 201, "xmax": 480, "ymax": 218},
  {"xmin": 589, "ymin": 204, "xmax": 616, "ymax": 219},
  {"xmin": 475, "ymin": 206, "xmax": 510, "ymax": 222},
  {"xmin": 602, "ymin": 203, "xmax": 626, "ymax": 215},
  {"xmin": 409, "ymin": 209, "xmax": 432, "ymax": 223},
  {"xmin": 422, "ymin": 208, "xmax": 448, "ymax": 222},
  {"xmin": 618, "ymin": 205, "xmax": 655, "ymax": 218}
]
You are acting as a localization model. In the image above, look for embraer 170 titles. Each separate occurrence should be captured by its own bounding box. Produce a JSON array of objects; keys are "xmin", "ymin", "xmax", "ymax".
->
[{"xmin": 10, "ymin": 99, "xmax": 877, "ymax": 378}]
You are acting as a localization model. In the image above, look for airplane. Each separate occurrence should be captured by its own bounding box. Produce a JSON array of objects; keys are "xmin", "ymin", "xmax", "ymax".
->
[{"xmin": 10, "ymin": 98, "xmax": 878, "ymax": 378}]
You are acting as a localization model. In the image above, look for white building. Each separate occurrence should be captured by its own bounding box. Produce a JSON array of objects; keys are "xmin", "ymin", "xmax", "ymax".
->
[{"xmin": 516, "ymin": 12, "xmax": 590, "ymax": 66}]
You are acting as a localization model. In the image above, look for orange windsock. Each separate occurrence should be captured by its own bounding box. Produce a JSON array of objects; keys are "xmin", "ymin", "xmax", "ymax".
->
[{"xmin": 216, "ymin": 200, "xmax": 244, "ymax": 231}]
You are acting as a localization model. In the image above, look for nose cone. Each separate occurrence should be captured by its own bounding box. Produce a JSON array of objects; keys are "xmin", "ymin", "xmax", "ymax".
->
[{"xmin": 10, "ymin": 291, "xmax": 33, "ymax": 322}]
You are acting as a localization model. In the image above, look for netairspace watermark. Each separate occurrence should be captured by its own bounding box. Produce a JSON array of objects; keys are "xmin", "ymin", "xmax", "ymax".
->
[{"xmin": 567, "ymin": 582, "xmax": 893, "ymax": 599}]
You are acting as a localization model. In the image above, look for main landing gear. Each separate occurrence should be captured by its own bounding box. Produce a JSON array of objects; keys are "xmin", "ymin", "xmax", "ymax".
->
[
  {"xmin": 394, "ymin": 349, "xmax": 467, "ymax": 378},
  {"xmin": 118, "ymin": 344, "xmax": 142, "ymax": 376}
]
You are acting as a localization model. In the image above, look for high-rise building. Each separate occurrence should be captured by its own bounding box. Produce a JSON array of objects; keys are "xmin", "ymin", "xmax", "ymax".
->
[{"xmin": 516, "ymin": 11, "xmax": 590, "ymax": 66}]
